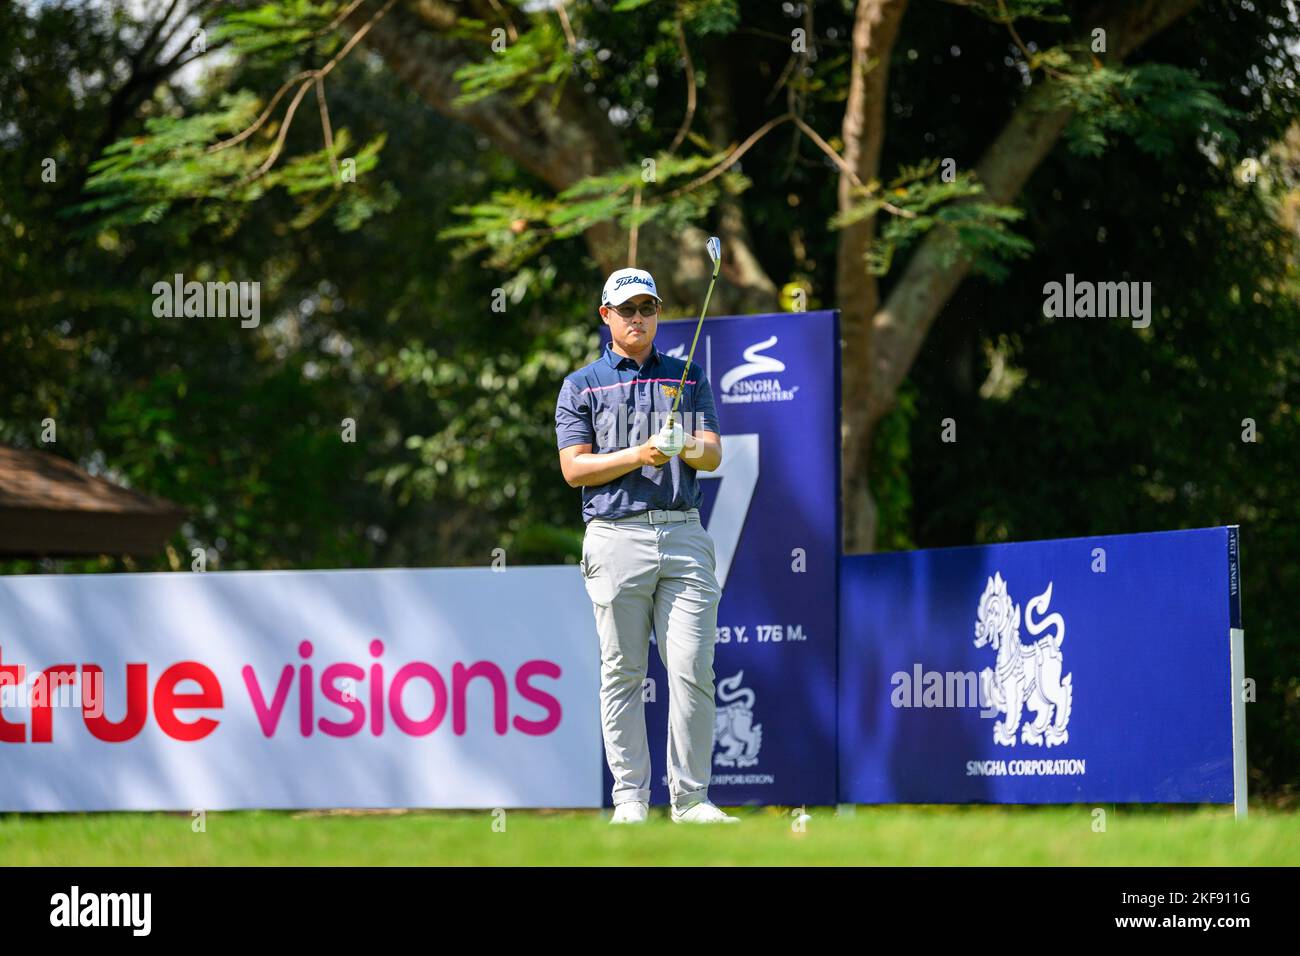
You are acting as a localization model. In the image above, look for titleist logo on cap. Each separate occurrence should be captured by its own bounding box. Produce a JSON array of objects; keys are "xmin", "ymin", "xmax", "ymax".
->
[{"xmin": 614, "ymin": 275, "xmax": 653, "ymax": 291}]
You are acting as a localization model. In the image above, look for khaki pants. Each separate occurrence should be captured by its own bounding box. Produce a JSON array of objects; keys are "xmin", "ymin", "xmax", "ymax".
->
[{"xmin": 580, "ymin": 508, "xmax": 722, "ymax": 809}]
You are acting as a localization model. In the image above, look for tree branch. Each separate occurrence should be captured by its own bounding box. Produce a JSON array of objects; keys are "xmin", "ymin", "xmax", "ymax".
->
[
  {"xmin": 666, "ymin": 113, "xmax": 794, "ymax": 199},
  {"xmin": 211, "ymin": 0, "xmax": 397, "ymax": 180},
  {"xmin": 354, "ymin": 0, "xmax": 778, "ymax": 313},
  {"xmin": 134, "ymin": 0, "xmax": 188, "ymax": 72},
  {"xmin": 836, "ymin": 0, "xmax": 908, "ymax": 375},
  {"xmin": 355, "ymin": 0, "xmax": 618, "ymax": 191},
  {"xmin": 836, "ymin": 0, "xmax": 909, "ymax": 550},
  {"xmin": 868, "ymin": 0, "xmax": 1201, "ymax": 417},
  {"xmin": 667, "ymin": 18, "xmax": 697, "ymax": 154},
  {"xmin": 247, "ymin": 78, "xmax": 315, "ymax": 182},
  {"xmin": 81, "ymin": 0, "xmax": 222, "ymax": 195},
  {"xmin": 554, "ymin": 0, "xmax": 577, "ymax": 50},
  {"xmin": 316, "ymin": 76, "xmax": 342, "ymax": 187}
]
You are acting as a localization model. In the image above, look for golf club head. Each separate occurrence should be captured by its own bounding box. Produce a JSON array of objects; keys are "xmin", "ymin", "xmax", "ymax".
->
[{"xmin": 706, "ymin": 236, "xmax": 721, "ymax": 264}]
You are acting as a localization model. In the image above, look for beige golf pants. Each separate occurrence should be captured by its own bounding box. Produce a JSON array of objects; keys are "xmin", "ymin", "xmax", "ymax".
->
[{"xmin": 580, "ymin": 508, "xmax": 722, "ymax": 809}]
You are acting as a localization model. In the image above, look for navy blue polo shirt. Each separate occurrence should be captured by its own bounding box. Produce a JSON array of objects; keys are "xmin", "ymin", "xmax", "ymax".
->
[{"xmin": 556, "ymin": 342, "xmax": 720, "ymax": 523}]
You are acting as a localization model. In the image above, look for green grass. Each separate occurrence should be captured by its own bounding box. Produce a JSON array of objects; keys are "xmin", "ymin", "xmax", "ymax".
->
[{"xmin": 1, "ymin": 805, "xmax": 1297, "ymax": 866}]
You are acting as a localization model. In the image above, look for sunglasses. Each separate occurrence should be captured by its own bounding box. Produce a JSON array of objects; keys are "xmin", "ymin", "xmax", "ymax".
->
[{"xmin": 610, "ymin": 301, "xmax": 660, "ymax": 318}]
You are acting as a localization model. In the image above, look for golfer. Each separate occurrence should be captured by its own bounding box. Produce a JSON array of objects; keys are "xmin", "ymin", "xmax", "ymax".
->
[{"xmin": 555, "ymin": 267, "xmax": 737, "ymax": 825}]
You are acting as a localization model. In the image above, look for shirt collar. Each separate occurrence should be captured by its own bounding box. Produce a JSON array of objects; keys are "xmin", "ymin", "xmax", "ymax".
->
[{"xmin": 604, "ymin": 342, "xmax": 659, "ymax": 371}]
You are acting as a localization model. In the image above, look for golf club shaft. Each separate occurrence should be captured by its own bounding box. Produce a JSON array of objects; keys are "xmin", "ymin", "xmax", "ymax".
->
[{"xmin": 665, "ymin": 256, "xmax": 722, "ymax": 431}]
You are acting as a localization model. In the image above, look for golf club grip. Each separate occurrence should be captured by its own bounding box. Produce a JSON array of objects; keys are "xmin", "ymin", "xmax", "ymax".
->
[{"xmin": 652, "ymin": 414, "xmax": 673, "ymax": 469}]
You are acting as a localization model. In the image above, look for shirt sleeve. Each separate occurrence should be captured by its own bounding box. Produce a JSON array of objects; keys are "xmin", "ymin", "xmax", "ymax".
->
[
  {"xmin": 555, "ymin": 379, "xmax": 595, "ymax": 450},
  {"xmin": 692, "ymin": 366, "xmax": 720, "ymax": 434}
]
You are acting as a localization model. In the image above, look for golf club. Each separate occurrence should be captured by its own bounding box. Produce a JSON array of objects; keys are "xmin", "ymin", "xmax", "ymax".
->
[{"xmin": 663, "ymin": 235, "xmax": 722, "ymax": 437}]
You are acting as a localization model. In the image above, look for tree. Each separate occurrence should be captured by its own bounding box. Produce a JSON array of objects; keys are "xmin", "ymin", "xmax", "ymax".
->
[
  {"xmin": 1, "ymin": 0, "xmax": 602, "ymax": 571},
  {"xmin": 78, "ymin": 0, "xmax": 1246, "ymax": 552},
  {"xmin": 7, "ymin": 0, "xmax": 1298, "ymax": 794}
]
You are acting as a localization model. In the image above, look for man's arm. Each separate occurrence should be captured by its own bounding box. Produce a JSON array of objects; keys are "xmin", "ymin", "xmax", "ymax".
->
[
  {"xmin": 680, "ymin": 430, "xmax": 722, "ymax": 472},
  {"xmin": 560, "ymin": 442, "xmax": 671, "ymax": 487}
]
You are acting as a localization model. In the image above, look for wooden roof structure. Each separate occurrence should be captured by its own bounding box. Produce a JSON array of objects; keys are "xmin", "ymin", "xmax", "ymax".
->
[{"xmin": 0, "ymin": 445, "xmax": 185, "ymax": 557}]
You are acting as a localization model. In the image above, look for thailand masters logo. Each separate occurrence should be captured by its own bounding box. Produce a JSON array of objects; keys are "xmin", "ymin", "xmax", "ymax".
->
[
  {"xmin": 719, "ymin": 336, "xmax": 799, "ymax": 404},
  {"xmin": 713, "ymin": 671, "xmax": 762, "ymax": 768},
  {"xmin": 974, "ymin": 573, "xmax": 1073, "ymax": 748}
]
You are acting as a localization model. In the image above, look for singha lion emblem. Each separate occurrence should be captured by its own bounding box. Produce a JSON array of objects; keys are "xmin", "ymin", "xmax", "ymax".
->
[
  {"xmin": 974, "ymin": 573, "xmax": 1073, "ymax": 747},
  {"xmin": 713, "ymin": 670, "xmax": 762, "ymax": 768}
]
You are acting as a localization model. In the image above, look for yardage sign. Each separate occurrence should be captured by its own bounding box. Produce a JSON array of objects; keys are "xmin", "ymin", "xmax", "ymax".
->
[
  {"xmin": 839, "ymin": 527, "xmax": 1245, "ymax": 806},
  {"xmin": 601, "ymin": 310, "xmax": 841, "ymax": 806}
]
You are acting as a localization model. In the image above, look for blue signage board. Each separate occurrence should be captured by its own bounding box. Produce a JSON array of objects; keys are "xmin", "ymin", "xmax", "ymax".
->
[
  {"xmin": 599, "ymin": 310, "xmax": 841, "ymax": 806},
  {"xmin": 839, "ymin": 527, "xmax": 1242, "ymax": 804}
]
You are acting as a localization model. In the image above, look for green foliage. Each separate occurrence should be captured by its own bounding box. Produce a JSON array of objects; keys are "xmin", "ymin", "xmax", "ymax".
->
[
  {"xmin": 76, "ymin": 93, "xmax": 269, "ymax": 220},
  {"xmin": 1054, "ymin": 63, "xmax": 1240, "ymax": 158},
  {"xmin": 868, "ymin": 382, "xmax": 917, "ymax": 553},
  {"xmin": 211, "ymin": 0, "xmax": 346, "ymax": 62},
  {"xmin": 959, "ymin": 0, "xmax": 1069, "ymax": 25},
  {"xmin": 437, "ymin": 189, "xmax": 565, "ymax": 268},
  {"xmin": 439, "ymin": 150, "xmax": 728, "ymax": 269},
  {"xmin": 451, "ymin": 18, "xmax": 572, "ymax": 108},
  {"xmin": 679, "ymin": 0, "xmax": 740, "ymax": 36},
  {"xmin": 831, "ymin": 161, "xmax": 1032, "ymax": 278},
  {"xmin": 946, "ymin": 204, "xmax": 1035, "ymax": 281},
  {"xmin": 0, "ymin": 0, "xmax": 593, "ymax": 577},
  {"xmin": 76, "ymin": 91, "xmax": 395, "ymax": 233}
]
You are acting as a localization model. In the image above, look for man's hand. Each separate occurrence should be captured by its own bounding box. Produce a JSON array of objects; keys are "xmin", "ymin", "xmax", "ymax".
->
[
  {"xmin": 652, "ymin": 420, "xmax": 685, "ymax": 458},
  {"xmin": 561, "ymin": 440, "xmax": 672, "ymax": 485},
  {"xmin": 634, "ymin": 440, "xmax": 672, "ymax": 467}
]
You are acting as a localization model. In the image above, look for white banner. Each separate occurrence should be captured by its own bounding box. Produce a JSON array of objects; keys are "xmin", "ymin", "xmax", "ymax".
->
[{"xmin": 0, "ymin": 567, "xmax": 601, "ymax": 811}]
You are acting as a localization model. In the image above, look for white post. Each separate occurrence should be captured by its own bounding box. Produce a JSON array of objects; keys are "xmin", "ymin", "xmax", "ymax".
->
[{"xmin": 1230, "ymin": 627, "xmax": 1247, "ymax": 820}]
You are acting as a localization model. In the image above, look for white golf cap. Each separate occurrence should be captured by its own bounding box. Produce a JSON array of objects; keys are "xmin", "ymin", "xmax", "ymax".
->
[{"xmin": 601, "ymin": 268, "xmax": 661, "ymax": 308}]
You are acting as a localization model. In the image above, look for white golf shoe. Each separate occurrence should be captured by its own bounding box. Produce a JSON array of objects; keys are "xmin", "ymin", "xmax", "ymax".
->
[
  {"xmin": 610, "ymin": 801, "xmax": 649, "ymax": 824},
  {"xmin": 671, "ymin": 801, "xmax": 739, "ymax": 824}
]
